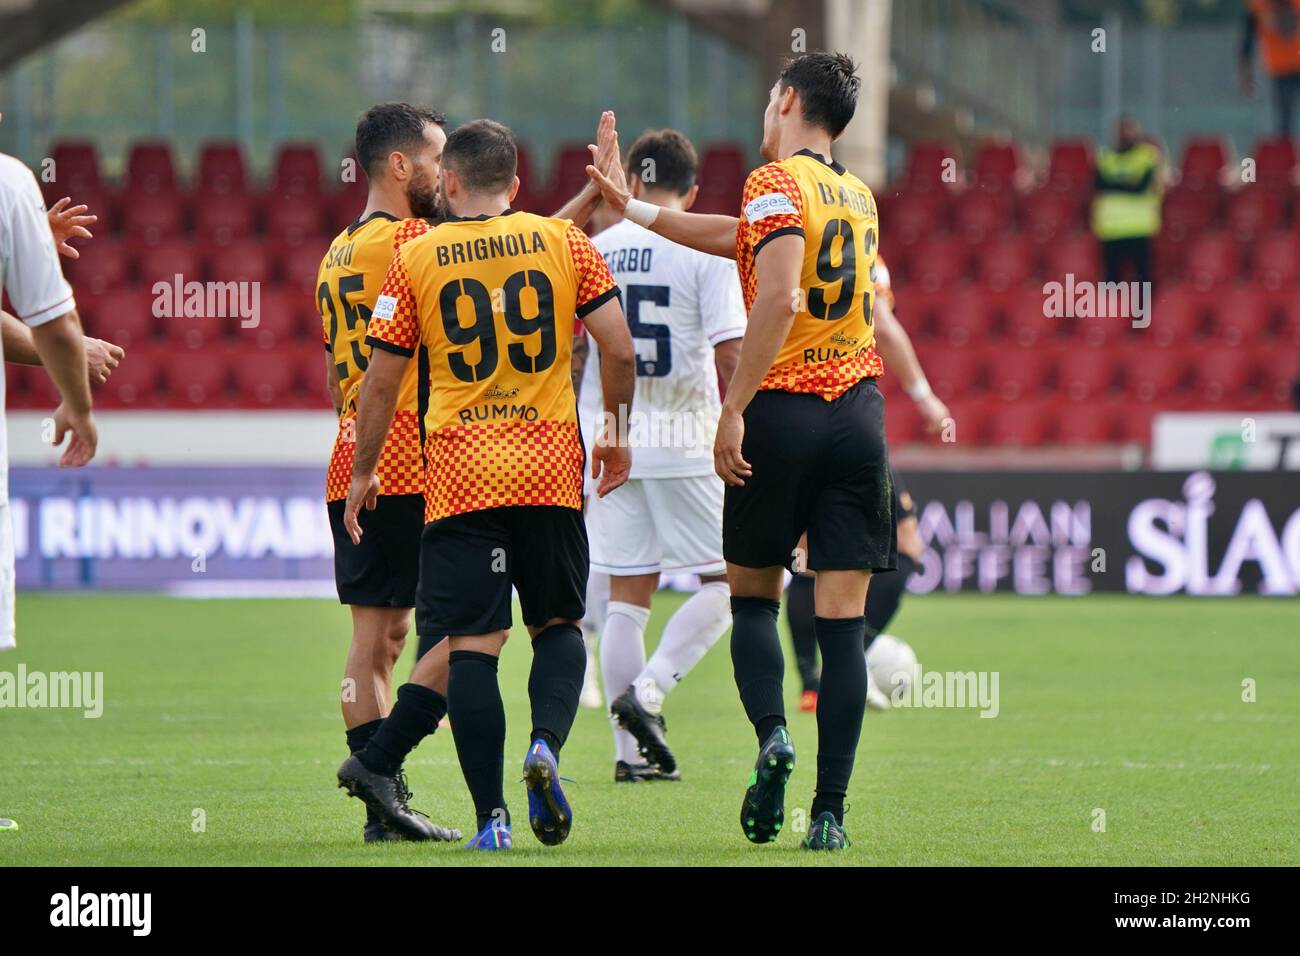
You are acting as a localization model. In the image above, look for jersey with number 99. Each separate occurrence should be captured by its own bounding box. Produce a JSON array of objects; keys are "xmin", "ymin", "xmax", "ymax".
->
[
  {"xmin": 366, "ymin": 210, "xmax": 619, "ymax": 523},
  {"xmin": 735, "ymin": 149, "xmax": 882, "ymax": 402}
]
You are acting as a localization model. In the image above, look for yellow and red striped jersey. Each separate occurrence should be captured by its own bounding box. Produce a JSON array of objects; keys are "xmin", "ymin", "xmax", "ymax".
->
[
  {"xmin": 735, "ymin": 149, "xmax": 882, "ymax": 401},
  {"xmin": 366, "ymin": 209, "xmax": 619, "ymax": 522},
  {"xmin": 318, "ymin": 213, "xmax": 430, "ymax": 502}
]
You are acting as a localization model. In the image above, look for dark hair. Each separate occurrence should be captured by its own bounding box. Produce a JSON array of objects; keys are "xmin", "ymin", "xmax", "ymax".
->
[
  {"xmin": 777, "ymin": 52, "xmax": 860, "ymax": 138},
  {"xmin": 625, "ymin": 129, "xmax": 698, "ymax": 196},
  {"xmin": 442, "ymin": 119, "xmax": 517, "ymax": 193},
  {"xmin": 355, "ymin": 103, "xmax": 446, "ymax": 179}
]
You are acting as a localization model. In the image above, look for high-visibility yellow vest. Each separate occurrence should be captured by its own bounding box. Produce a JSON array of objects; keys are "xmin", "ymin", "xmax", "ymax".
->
[{"xmin": 1091, "ymin": 143, "xmax": 1162, "ymax": 240}]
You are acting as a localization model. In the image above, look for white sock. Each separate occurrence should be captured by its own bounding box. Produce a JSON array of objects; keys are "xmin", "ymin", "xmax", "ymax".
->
[
  {"xmin": 637, "ymin": 581, "xmax": 731, "ymax": 713},
  {"xmin": 582, "ymin": 570, "xmax": 610, "ymax": 639},
  {"xmin": 602, "ymin": 600, "xmax": 650, "ymax": 765}
]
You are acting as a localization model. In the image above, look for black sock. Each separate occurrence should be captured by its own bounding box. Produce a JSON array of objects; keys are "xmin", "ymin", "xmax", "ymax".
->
[
  {"xmin": 416, "ymin": 632, "xmax": 444, "ymax": 661},
  {"xmin": 447, "ymin": 650, "xmax": 507, "ymax": 831},
  {"xmin": 730, "ymin": 596, "xmax": 786, "ymax": 743},
  {"xmin": 864, "ymin": 553, "xmax": 914, "ymax": 650},
  {"xmin": 346, "ymin": 718, "xmax": 384, "ymax": 827},
  {"xmin": 357, "ymin": 683, "xmax": 447, "ymax": 777},
  {"xmin": 785, "ymin": 573, "xmax": 820, "ymax": 692},
  {"xmin": 528, "ymin": 623, "xmax": 586, "ymax": 755},
  {"xmin": 812, "ymin": 615, "xmax": 868, "ymax": 825}
]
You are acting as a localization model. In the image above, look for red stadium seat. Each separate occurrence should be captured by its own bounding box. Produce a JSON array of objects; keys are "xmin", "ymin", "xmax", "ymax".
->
[
  {"xmin": 697, "ymin": 144, "xmax": 747, "ymax": 215},
  {"xmin": 973, "ymin": 139, "xmax": 1024, "ymax": 191},
  {"xmin": 197, "ymin": 141, "xmax": 248, "ymax": 194},
  {"xmin": 906, "ymin": 237, "xmax": 968, "ymax": 292},
  {"xmin": 1178, "ymin": 136, "xmax": 1230, "ymax": 190},
  {"xmin": 975, "ymin": 234, "xmax": 1038, "ymax": 292},
  {"xmin": 262, "ymin": 192, "xmax": 327, "ymax": 244},
  {"xmin": 1255, "ymin": 346, "xmax": 1300, "ymax": 405},
  {"xmin": 1277, "ymin": 292, "xmax": 1300, "ymax": 345},
  {"xmin": 953, "ymin": 188, "xmax": 1014, "ymax": 244},
  {"xmin": 233, "ymin": 348, "xmax": 301, "ymax": 407},
  {"xmin": 1199, "ymin": 349, "xmax": 1258, "ymax": 404},
  {"xmin": 511, "ymin": 142, "xmax": 543, "ymax": 213},
  {"xmin": 1226, "ymin": 184, "xmax": 1289, "ymax": 241},
  {"xmin": 1055, "ymin": 346, "xmax": 1119, "ymax": 402},
  {"xmin": 1150, "ymin": 283, "xmax": 1209, "ymax": 347},
  {"xmin": 137, "ymin": 239, "xmax": 202, "ymax": 288},
  {"xmin": 551, "ymin": 143, "xmax": 596, "ymax": 209},
  {"xmin": 883, "ymin": 396, "xmax": 923, "ymax": 445},
  {"xmin": 193, "ymin": 191, "xmax": 256, "ymax": 245},
  {"xmin": 122, "ymin": 191, "xmax": 185, "ymax": 244},
  {"xmin": 161, "ymin": 349, "xmax": 233, "ymax": 408},
  {"xmin": 1003, "ymin": 290, "xmax": 1058, "ymax": 346},
  {"xmin": 1056, "ymin": 402, "xmax": 1119, "ymax": 445},
  {"xmin": 1020, "ymin": 188, "xmax": 1082, "ymax": 244},
  {"xmin": 208, "ymin": 239, "xmax": 275, "ymax": 285},
  {"xmin": 884, "ymin": 189, "xmax": 950, "ymax": 245},
  {"xmin": 280, "ymin": 242, "xmax": 325, "ymax": 295},
  {"xmin": 50, "ymin": 140, "xmax": 103, "ymax": 194},
  {"xmin": 83, "ymin": 289, "xmax": 158, "ymax": 347},
  {"xmin": 1112, "ymin": 399, "xmax": 1157, "ymax": 446},
  {"xmin": 1250, "ymin": 136, "xmax": 1299, "ymax": 189},
  {"xmin": 249, "ymin": 287, "xmax": 309, "ymax": 348},
  {"xmin": 64, "ymin": 237, "xmax": 132, "ymax": 296},
  {"xmin": 1041, "ymin": 233, "xmax": 1100, "ymax": 283},
  {"xmin": 96, "ymin": 346, "xmax": 163, "ymax": 408},
  {"xmin": 126, "ymin": 141, "xmax": 179, "ymax": 193},
  {"xmin": 993, "ymin": 345, "xmax": 1053, "ymax": 400},
  {"xmin": 1183, "ymin": 233, "xmax": 1241, "ymax": 290},
  {"xmin": 7, "ymin": 365, "xmax": 63, "ymax": 409},
  {"xmin": 1160, "ymin": 185, "xmax": 1221, "ymax": 244},
  {"xmin": 917, "ymin": 346, "xmax": 987, "ymax": 400},
  {"xmin": 901, "ymin": 141, "xmax": 959, "ymax": 191},
  {"xmin": 328, "ymin": 180, "xmax": 369, "ymax": 234},
  {"xmin": 1124, "ymin": 345, "xmax": 1191, "ymax": 402},
  {"xmin": 988, "ymin": 399, "xmax": 1055, "ymax": 446},
  {"xmin": 936, "ymin": 287, "xmax": 996, "ymax": 346},
  {"xmin": 1250, "ymin": 233, "xmax": 1300, "ymax": 290},
  {"xmin": 1210, "ymin": 288, "xmax": 1277, "ymax": 346},
  {"xmin": 1046, "ymin": 139, "xmax": 1093, "ymax": 192},
  {"xmin": 160, "ymin": 305, "xmax": 230, "ymax": 350},
  {"xmin": 274, "ymin": 143, "xmax": 324, "ymax": 195}
]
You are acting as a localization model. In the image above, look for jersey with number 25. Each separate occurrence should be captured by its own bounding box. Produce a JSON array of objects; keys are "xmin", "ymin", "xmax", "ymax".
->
[{"xmin": 735, "ymin": 149, "xmax": 882, "ymax": 401}]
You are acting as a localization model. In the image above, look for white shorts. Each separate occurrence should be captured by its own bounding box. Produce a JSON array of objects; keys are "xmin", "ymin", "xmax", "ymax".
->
[
  {"xmin": 587, "ymin": 474, "xmax": 726, "ymax": 577},
  {"xmin": 0, "ymin": 500, "xmax": 15, "ymax": 650}
]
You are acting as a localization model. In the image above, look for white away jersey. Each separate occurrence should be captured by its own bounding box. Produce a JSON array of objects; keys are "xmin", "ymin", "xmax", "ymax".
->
[
  {"xmin": 579, "ymin": 219, "xmax": 746, "ymax": 478},
  {"xmin": 0, "ymin": 153, "xmax": 77, "ymax": 499}
]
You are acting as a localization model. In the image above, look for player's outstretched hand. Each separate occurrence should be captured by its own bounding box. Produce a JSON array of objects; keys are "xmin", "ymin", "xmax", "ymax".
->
[
  {"xmin": 585, "ymin": 120, "xmax": 631, "ymax": 215},
  {"xmin": 343, "ymin": 473, "xmax": 381, "ymax": 545},
  {"xmin": 918, "ymin": 393, "xmax": 951, "ymax": 435},
  {"xmin": 52, "ymin": 402, "xmax": 98, "ymax": 468},
  {"xmin": 714, "ymin": 407, "xmax": 751, "ymax": 486},
  {"xmin": 592, "ymin": 440, "xmax": 630, "ymax": 498},
  {"xmin": 84, "ymin": 337, "xmax": 124, "ymax": 384},
  {"xmin": 48, "ymin": 197, "xmax": 97, "ymax": 260}
]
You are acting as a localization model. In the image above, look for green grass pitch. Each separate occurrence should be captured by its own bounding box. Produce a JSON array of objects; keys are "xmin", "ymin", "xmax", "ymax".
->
[{"xmin": 1, "ymin": 592, "xmax": 1296, "ymax": 866}]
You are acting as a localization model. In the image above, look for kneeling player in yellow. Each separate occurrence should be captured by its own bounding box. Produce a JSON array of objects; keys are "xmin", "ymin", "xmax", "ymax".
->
[{"xmin": 342, "ymin": 119, "xmax": 635, "ymax": 850}]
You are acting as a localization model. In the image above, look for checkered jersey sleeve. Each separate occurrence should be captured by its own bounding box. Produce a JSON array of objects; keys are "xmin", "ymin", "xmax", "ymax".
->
[
  {"xmin": 393, "ymin": 216, "xmax": 432, "ymax": 247},
  {"xmin": 738, "ymin": 163, "xmax": 804, "ymax": 257},
  {"xmin": 566, "ymin": 223, "xmax": 620, "ymax": 318},
  {"xmin": 366, "ymin": 243, "xmax": 420, "ymax": 357}
]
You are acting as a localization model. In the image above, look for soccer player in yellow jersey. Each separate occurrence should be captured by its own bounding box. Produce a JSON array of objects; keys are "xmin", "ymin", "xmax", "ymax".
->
[
  {"xmin": 317, "ymin": 103, "xmax": 461, "ymax": 843},
  {"xmin": 586, "ymin": 53, "xmax": 889, "ymax": 851},
  {"xmin": 344, "ymin": 119, "xmax": 635, "ymax": 851}
]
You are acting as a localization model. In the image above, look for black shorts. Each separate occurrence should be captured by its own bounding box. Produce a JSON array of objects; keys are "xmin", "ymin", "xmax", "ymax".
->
[
  {"xmin": 723, "ymin": 378, "xmax": 897, "ymax": 573},
  {"xmin": 327, "ymin": 494, "xmax": 424, "ymax": 608},
  {"xmin": 416, "ymin": 505, "xmax": 588, "ymax": 637}
]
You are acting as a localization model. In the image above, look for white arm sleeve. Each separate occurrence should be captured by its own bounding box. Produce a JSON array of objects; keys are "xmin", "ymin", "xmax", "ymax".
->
[
  {"xmin": 0, "ymin": 157, "xmax": 76, "ymax": 328},
  {"xmin": 697, "ymin": 253, "xmax": 747, "ymax": 346}
]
